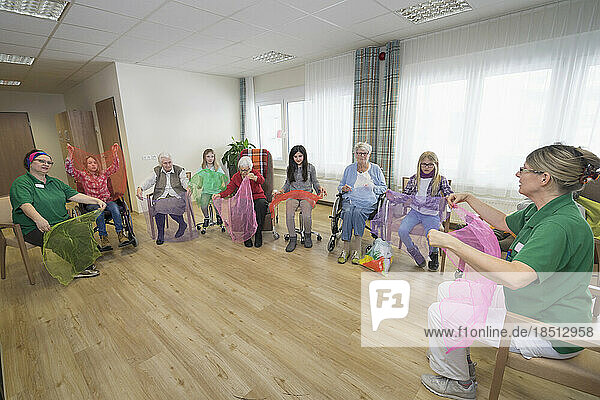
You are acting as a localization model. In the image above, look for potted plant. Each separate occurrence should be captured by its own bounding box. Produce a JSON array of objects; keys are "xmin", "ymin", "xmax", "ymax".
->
[{"xmin": 221, "ymin": 137, "xmax": 255, "ymax": 177}]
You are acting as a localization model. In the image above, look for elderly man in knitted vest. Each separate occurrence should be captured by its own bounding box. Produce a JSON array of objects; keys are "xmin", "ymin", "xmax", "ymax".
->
[{"xmin": 137, "ymin": 153, "xmax": 190, "ymax": 245}]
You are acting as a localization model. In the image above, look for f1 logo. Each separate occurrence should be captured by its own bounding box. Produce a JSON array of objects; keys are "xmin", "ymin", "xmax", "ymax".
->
[{"xmin": 369, "ymin": 280, "xmax": 411, "ymax": 331}]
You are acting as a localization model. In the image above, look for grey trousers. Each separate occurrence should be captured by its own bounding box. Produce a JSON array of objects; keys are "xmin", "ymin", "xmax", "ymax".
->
[{"xmin": 285, "ymin": 199, "xmax": 312, "ymax": 237}]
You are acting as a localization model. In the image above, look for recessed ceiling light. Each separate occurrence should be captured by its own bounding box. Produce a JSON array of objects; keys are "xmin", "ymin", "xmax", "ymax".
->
[
  {"xmin": 0, "ymin": 80, "xmax": 22, "ymax": 85},
  {"xmin": 252, "ymin": 50, "xmax": 295, "ymax": 64},
  {"xmin": 396, "ymin": 0, "xmax": 472, "ymax": 24},
  {"xmin": 0, "ymin": 53, "xmax": 35, "ymax": 65},
  {"xmin": 0, "ymin": 0, "xmax": 68, "ymax": 21}
]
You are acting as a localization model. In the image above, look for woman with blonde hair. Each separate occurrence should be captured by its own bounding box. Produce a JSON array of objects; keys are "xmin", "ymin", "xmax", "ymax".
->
[{"xmin": 398, "ymin": 151, "xmax": 453, "ymax": 271}]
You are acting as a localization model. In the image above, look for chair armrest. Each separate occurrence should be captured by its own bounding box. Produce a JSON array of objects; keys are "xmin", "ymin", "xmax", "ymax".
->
[{"xmin": 0, "ymin": 223, "xmax": 16, "ymax": 229}]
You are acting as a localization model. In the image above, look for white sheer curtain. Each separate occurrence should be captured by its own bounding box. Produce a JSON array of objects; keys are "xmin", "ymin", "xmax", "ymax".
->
[
  {"xmin": 302, "ymin": 52, "xmax": 354, "ymax": 179},
  {"xmin": 395, "ymin": 0, "xmax": 600, "ymax": 199},
  {"xmin": 244, "ymin": 76, "xmax": 259, "ymax": 147}
]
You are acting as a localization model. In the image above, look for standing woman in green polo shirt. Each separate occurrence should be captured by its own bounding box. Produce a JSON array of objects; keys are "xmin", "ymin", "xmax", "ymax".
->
[
  {"xmin": 10, "ymin": 150, "xmax": 108, "ymax": 278},
  {"xmin": 419, "ymin": 144, "xmax": 600, "ymax": 400}
]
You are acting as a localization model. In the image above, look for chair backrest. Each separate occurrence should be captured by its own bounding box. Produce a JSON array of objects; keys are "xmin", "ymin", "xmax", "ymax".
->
[
  {"xmin": 0, "ymin": 195, "xmax": 13, "ymax": 224},
  {"xmin": 580, "ymin": 178, "xmax": 600, "ymax": 203},
  {"xmin": 240, "ymin": 148, "xmax": 274, "ymax": 202},
  {"xmin": 401, "ymin": 176, "xmax": 452, "ymax": 193}
]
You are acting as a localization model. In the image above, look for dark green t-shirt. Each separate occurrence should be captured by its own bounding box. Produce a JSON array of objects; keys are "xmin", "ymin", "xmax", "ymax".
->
[
  {"xmin": 10, "ymin": 173, "xmax": 79, "ymax": 235},
  {"xmin": 505, "ymin": 193, "xmax": 593, "ymax": 353}
]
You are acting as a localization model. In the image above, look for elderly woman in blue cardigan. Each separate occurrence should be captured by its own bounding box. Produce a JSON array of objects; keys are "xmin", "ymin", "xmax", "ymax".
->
[{"xmin": 337, "ymin": 142, "xmax": 387, "ymax": 264}]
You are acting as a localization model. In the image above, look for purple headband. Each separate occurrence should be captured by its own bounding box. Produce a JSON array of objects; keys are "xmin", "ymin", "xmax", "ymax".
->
[{"xmin": 27, "ymin": 151, "xmax": 50, "ymax": 168}]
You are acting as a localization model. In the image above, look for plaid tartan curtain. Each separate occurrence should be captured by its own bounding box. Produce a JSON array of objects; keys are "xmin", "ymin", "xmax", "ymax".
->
[
  {"xmin": 239, "ymin": 78, "xmax": 246, "ymax": 140},
  {"xmin": 352, "ymin": 47, "xmax": 380, "ymax": 160},
  {"xmin": 378, "ymin": 40, "xmax": 401, "ymax": 188}
]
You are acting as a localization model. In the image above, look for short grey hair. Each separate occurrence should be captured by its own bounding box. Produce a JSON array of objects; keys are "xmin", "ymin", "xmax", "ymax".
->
[
  {"xmin": 354, "ymin": 142, "xmax": 372, "ymax": 154},
  {"xmin": 238, "ymin": 156, "xmax": 253, "ymax": 170},
  {"xmin": 158, "ymin": 152, "xmax": 172, "ymax": 162}
]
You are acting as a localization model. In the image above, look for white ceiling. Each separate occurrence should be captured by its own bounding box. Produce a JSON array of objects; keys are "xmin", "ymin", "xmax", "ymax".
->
[{"xmin": 0, "ymin": 0, "xmax": 553, "ymax": 93}]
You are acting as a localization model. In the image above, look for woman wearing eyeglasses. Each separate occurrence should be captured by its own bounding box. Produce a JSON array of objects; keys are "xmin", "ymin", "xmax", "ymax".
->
[
  {"xmin": 9, "ymin": 150, "xmax": 107, "ymax": 278},
  {"xmin": 420, "ymin": 144, "xmax": 599, "ymax": 400},
  {"xmin": 337, "ymin": 142, "xmax": 387, "ymax": 264},
  {"xmin": 398, "ymin": 151, "xmax": 453, "ymax": 271}
]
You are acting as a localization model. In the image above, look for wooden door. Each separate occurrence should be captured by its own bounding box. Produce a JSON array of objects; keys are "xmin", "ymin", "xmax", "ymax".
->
[
  {"xmin": 96, "ymin": 97, "xmax": 131, "ymax": 208},
  {"xmin": 0, "ymin": 112, "xmax": 35, "ymax": 196}
]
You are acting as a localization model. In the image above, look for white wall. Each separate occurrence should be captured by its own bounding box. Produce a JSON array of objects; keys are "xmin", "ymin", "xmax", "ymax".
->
[
  {"xmin": 254, "ymin": 66, "xmax": 304, "ymax": 94},
  {"xmin": 0, "ymin": 91, "xmax": 68, "ymax": 182},
  {"xmin": 114, "ymin": 63, "xmax": 240, "ymax": 210}
]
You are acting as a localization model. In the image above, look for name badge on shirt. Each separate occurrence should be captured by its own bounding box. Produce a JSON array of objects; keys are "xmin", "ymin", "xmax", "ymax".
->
[
  {"xmin": 35, "ymin": 183, "xmax": 45, "ymax": 189},
  {"xmin": 514, "ymin": 242, "xmax": 524, "ymax": 253}
]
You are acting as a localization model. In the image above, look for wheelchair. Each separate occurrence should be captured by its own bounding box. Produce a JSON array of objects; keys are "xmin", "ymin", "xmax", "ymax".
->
[
  {"xmin": 327, "ymin": 192, "xmax": 386, "ymax": 252},
  {"xmin": 195, "ymin": 200, "xmax": 226, "ymax": 234},
  {"xmin": 283, "ymin": 208, "xmax": 323, "ymax": 245},
  {"xmin": 75, "ymin": 196, "xmax": 138, "ymax": 248}
]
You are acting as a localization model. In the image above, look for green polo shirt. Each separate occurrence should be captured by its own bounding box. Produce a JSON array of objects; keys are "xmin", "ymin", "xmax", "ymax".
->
[
  {"xmin": 505, "ymin": 193, "xmax": 593, "ymax": 353},
  {"xmin": 9, "ymin": 173, "xmax": 79, "ymax": 235}
]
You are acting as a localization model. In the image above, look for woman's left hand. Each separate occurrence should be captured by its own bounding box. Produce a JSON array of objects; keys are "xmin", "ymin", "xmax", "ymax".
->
[
  {"xmin": 96, "ymin": 199, "xmax": 107, "ymax": 211},
  {"xmin": 427, "ymin": 229, "xmax": 453, "ymax": 249},
  {"xmin": 319, "ymin": 187, "xmax": 327, "ymax": 197},
  {"xmin": 247, "ymin": 172, "xmax": 257, "ymax": 181}
]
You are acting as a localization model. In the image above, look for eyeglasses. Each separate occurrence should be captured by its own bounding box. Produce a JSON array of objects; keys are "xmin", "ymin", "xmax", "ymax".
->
[
  {"xmin": 239, "ymin": 168, "xmax": 250, "ymax": 172},
  {"xmin": 518, "ymin": 167, "xmax": 544, "ymax": 174},
  {"xmin": 35, "ymin": 159, "xmax": 54, "ymax": 166},
  {"xmin": 421, "ymin": 162, "xmax": 435, "ymax": 168},
  {"xmin": 355, "ymin": 152, "xmax": 369, "ymax": 156}
]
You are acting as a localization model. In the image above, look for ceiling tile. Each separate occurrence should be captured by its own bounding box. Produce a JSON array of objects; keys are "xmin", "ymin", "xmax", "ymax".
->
[
  {"xmin": 0, "ymin": 64, "xmax": 27, "ymax": 79},
  {"xmin": 0, "ymin": 10, "xmax": 57, "ymax": 36},
  {"xmin": 147, "ymin": 2, "xmax": 223, "ymax": 32},
  {"xmin": 39, "ymin": 49, "xmax": 94, "ymax": 62},
  {"xmin": 192, "ymin": 52, "xmax": 244, "ymax": 66},
  {"xmin": 177, "ymin": 33, "xmax": 235, "ymax": 52},
  {"xmin": 199, "ymin": 19, "xmax": 268, "ymax": 42},
  {"xmin": 100, "ymin": 36, "xmax": 168, "ymax": 62},
  {"xmin": 349, "ymin": 12, "xmax": 411, "ymax": 38},
  {"xmin": 46, "ymin": 38, "xmax": 106, "ymax": 56},
  {"xmin": 79, "ymin": 60, "xmax": 112, "ymax": 73},
  {"xmin": 31, "ymin": 59, "xmax": 84, "ymax": 72},
  {"xmin": 373, "ymin": 0, "xmax": 417, "ymax": 12},
  {"xmin": 74, "ymin": 0, "xmax": 166, "ymax": 18},
  {"xmin": 217, "ymin": 42, "xmax": 266, "ymax": 59},
  {"xmin": 0, "ymin": 43, "xmax": 39, "ymax": 57},
  {"xmin": 230, "ymin": 0, "xmax": 307, "ymax": 30},
  {"xmin": 53, "ymin": 24, "xmax": 119, "ymax": 46},
  {"xmin": 282, "ymin": 15, "xmax": 364, "ymax": 46},
  {"xmin": 176, "ymin": 0, "xmax": 259, "ymax": 17},
  {"xmin": 62, "ymin": 4, "xmax": 139, "ymax": 34},
  {"xmin": 242, "ymin": 31, "xmax": 311, "ymax": 55},
  {"xmin": 127, "ymin": 21, "xmax": 193, "ymax": 44},
  {"xmin": 278, "ymin": 0, "xmax": 344, "ymax": 14},
  {"xmin": 315, "ymin": 0, "xmax": 389, "ymax": 27},
  {"xmin": 0, "ymin": 29, "xmax": 47, "ymax": 48},
  {"xmin": 141, "ymin": 46, "xmax": 204, "ymax": 68}
]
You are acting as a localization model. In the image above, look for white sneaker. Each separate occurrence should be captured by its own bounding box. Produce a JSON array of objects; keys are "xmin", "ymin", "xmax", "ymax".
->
[
  {"xmin": 74, "ymin": 267, "xmax": 99, "ymax": 279},
  {"xmin": 421, "ymin": 374, "xmax": 476, "ymax": 400}
]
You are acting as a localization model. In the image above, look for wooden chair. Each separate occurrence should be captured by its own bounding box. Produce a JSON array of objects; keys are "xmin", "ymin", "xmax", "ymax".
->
[
  {"xmin": 489, "ymin": 292, "xmax": 600, "ymax": 400},
  {"xmin": 399, "ymin": 177, "xmax": 452, "ymax": 272},
  {"xmin": 0, "ymin": 196, "xmax": 35, "ymax": 285}
]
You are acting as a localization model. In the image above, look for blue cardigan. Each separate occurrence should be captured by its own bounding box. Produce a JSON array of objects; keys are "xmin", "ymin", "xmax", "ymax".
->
[{"xmin": 338, "ymin": 162, "xmax": 387, "ymax": 209}]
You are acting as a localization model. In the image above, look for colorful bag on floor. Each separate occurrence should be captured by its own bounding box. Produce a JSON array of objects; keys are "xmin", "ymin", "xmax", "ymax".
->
[
  {"xmin": 359, "ymin": 238, "xmax": 393, "ymax": 274},
  {"xmin": 440, "ymin": 206, "xmax": 501, "ymax": 353},
  {"xmin": 42, "ymin": 209, "xmax": 102, "ymax": 285},
  {"xmin": 214, "ymin": 177, "xmax": 257, "ymax": 242}
]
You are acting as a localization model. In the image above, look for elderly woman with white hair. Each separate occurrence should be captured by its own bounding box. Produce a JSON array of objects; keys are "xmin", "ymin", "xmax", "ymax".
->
[
  {"xmin": 337, "ymin": 142, "xmax": 387, "ymax": 264},
  {"xmin": 213, "ymin": 156, "xmax": 268, "ymax": 248},
  {"xmin": 136, "ymin": 152, "xmax": 190, "ymax": 245}
]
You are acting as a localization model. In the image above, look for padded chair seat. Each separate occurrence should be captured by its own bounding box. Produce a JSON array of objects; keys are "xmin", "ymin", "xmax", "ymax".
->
[
  {"xmin": 507, "ymin": 349, "xmax": 600, "ymax": 396},
  {"xmin": 5, "ymin": 236, "xmax": 36, "ymax": 249}
]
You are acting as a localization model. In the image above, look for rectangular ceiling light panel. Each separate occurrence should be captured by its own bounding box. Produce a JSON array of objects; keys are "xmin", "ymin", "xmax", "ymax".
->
[
  {"xmin": 252, "ymin": 50, "xmax": 295, "ymax": 64},
  {"xmin": 0, "ymin": 79, "xmax": 22, "ymax": 85},
  {"xmin": 0, "ymin": 53, "xmax": 35, "ymax": 65},
  {"xmin": 0, "ymin": 0, "xmax": 68, "ymax": 21},
  {"xmin": 397, "ymin": 0, "xmax": 472, "ymax": 24}
]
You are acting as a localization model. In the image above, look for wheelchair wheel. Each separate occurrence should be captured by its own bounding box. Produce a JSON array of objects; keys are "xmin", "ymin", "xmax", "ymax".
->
[
  {"xmin": 273, "ymin": 231, "xmax": 280, "ymax": 240},
  {"xmin": 327, "ymin": 236, "xmax": 336, "ymax": 252},
  {"xmin": 131, "ymin": 236, "xmax": 138, "ymax": 247},
  {"xmin": 221, "ymin": 226, "xmax": 226, "ymax": 232},
  {"xmin": 284, "ymin": 234, "xmax": 289, "ymax": 241},
  {"xmin": 316, "ymin": 234, "xmax": 322, "ymax": 241}
]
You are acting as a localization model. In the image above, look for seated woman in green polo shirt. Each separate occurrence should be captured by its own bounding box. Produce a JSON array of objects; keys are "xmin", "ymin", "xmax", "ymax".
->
[
  {"xmin": 10, "ymin": 149, "xmax": 108, "ymax": 278},
  {"xmin": 419, "ymin": 144, "xmax": 599, "ymax": 400}
]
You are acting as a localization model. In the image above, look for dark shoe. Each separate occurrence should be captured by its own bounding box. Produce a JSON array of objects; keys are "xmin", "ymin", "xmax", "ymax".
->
[
  {"xmin": 407, "ymin": 247, "xmax": 426, "ymax": 268},
  {"xmin": 117, "ymin": 231, "xmax": 131, "ymax": 247},
  {"xmin": 286, "ymin": 236, "xmax": 297, "ymax": 252},
  {"xmin": 428, "ymin": 252, "xmax": 439, "ymax": 272},
  {"xmin": 216, "ymin": 215, "xmax": 223, "ymax": 225},
  {"xmin": 174, "ymin": 221, "xmax": 188, "ymax": 238},
  {"xmin": 98, "ymin": 235, "xmax": 113, "ymax": 251},
  {"xmin": 156, "ymin": 238, "xmax": 164, "ymax": 245},
  {"xmin": 254, "ymin": 231, "xmax": 262, "ymax": 248},
  {"xmin": 304, "ymin": 232, "xmax": 313, "ymax": 248},
  {"xmin": 244, "ymin": 239, "xmax": 253, "ymax": 247},
  {"xmin": 202, "ymin": 218, "xmax": 209, "ymax": 228}
]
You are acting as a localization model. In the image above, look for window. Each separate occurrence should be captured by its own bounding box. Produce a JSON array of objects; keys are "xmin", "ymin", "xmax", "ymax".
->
[
  {"xmin": 258, "ymin": 103, "xmax": 283, "ymax": 161},
  {"xmin": 287, "ymin": 100, "xmax": 305, "ymax": 148}
]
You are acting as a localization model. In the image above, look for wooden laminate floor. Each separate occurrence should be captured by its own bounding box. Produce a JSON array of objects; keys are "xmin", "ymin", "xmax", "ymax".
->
[{"xmin": 0, "ymin": 204, "xmax": 595, "ymax": 400}]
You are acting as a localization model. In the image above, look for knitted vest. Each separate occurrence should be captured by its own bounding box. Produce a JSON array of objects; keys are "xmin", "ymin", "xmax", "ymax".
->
[{"xmin": 153, "ymin": 165, "xmax": 185, "ymax": 199}]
